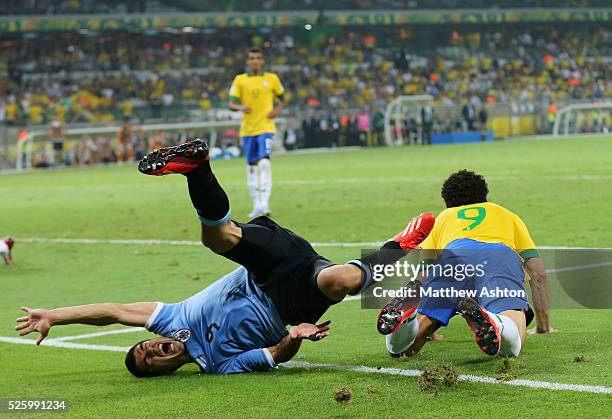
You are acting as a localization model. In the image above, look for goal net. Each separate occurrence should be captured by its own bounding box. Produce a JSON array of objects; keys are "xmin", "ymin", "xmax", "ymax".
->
[
  {"xmin": 552, "ymin": 102, "xmax": 612, "ymax": 137},
  {"xmin": 384, "ymin": 95, "xmax": 433, "ymax": 145},
  {"xmin": 14, "ymin": 118, "xmax": 287, "ymax": 171}
]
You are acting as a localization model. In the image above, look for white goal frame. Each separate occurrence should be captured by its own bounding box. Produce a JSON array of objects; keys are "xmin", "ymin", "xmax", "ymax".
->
[
  {"xmin": 15, "ymin": 118, "xmax": 287, "ymax": 171},
  {"xmin": 553, "ymin": 102, "xmax": 612, "ymax": 137},
  {"xmin": 384, "ymin": 95, "xmax": 433, "ymax": 145}
]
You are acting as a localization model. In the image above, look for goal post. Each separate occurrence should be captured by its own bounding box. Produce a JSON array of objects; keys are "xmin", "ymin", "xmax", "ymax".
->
[
  {"xmin": 15, "ymin": 118, "xmax": 287, "ymax": 171},
  {"xmin": 552, "ymin": 102, "xmax": 612, "ymax": 137},
  {"xmin": 384, "ymin": 95, "xmax": 433, "ymax": 145}
]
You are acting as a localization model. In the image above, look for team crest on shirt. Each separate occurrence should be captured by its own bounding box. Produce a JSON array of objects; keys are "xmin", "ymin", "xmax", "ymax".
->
[
  {"xmin": 263, "ymin": 80, "xmax": 269, "ymax": 88},
  {"xmin": 172, "ymin": 329, "xmax": 192, "ymax": 343}
]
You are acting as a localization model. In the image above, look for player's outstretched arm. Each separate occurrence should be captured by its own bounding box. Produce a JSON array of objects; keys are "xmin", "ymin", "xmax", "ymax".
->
[
  {"xmin": 524, "ymin": 258, "xmax": 556, "ymax": 334},
  {"xmin": 15, "ymin": 303, "xmax": 157, "ymax": 345},
  {"xmin": 267, "ymin": 321, "xmax": 331, "ymax": 364}
]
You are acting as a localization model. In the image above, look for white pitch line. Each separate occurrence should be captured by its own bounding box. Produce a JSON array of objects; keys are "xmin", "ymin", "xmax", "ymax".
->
[
  {"xmin": 282, "ymin": 362, "xmax": 612, "ymax": 394},
  {"xmin": 15, "ymin": 237, "xmax": 612, "ymax": 250},
  {"xmin": 455, "ymin": 373, "xmax": 612, "ymax": 394},
  {"xmin": 546, "ymin": 261, "xmax": 612, "ymax": 274},
  {"xmin": 1, "ymin": 336, "xmax": 609, "ymax": 394},
  {"xmin": 263, "ymin": 174, "xmax": 612, "ymax": 186},
  {"xmin": 47, "ymin": 327, "xmax": 146, "ymax": 342},
  {"xmin": 19, "ymin": 237, "xmax": 203, "ymax": 246},
  {"xmin": 4, "ymin": 172, "xmax": 612, "ymax": 183},
  {"xmin": 0, "ymin": 336, "xmax": 130, "ymax": 352}
]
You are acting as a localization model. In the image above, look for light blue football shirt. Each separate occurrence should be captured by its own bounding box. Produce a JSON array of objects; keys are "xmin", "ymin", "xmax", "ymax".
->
[{"xmin": 146, "ymin": 267, "xmax": 288, "ymax": 374}]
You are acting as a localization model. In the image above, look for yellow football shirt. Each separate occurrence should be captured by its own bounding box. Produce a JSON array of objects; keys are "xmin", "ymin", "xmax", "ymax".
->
[
  {"xmin": 5, "ymin": 102, "xmax": 17, "ymax": 122},
  {"xmin": 29, "ymin": 105, "xmax": 43, "ymax": 125},
  {"xmin": 420, "ymin": 202, "xmax": 538, "ymax": 260},
  {"xmin": 229, "ymin": 71, "xmax": 284, "ymax": 137}
]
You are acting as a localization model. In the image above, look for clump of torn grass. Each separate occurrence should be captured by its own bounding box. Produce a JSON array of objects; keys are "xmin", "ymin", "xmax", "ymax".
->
[
  {"xmin": 574, "ymin": 354, "xmax": 587, "ymax": 363},
  {"xmin": 418, "ymin": 362, "xmax": 459, "ymax": 394},
  {"xmin": 333, "ymin": 386, "xmax": 353, "ymax": 403},
  {"xmin": 496, "ymin": 358, "xmax": 527, "ymax": 381}
]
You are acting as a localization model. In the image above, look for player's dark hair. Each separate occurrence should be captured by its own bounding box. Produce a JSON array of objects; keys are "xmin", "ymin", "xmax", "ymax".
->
[
  {"xmin": 125, "ymin": 339, "xmax": 163, "ymax": 378},
  {"xmin": 441, "ymin": 170, "xmax": 488, "ymax": 208},
  {"xmin": 248, "ymin": 47, "xmax": 263, "ymax": 56}
]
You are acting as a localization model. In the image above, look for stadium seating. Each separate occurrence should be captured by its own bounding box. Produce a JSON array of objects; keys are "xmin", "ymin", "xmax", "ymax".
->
[
  {"xmin": 1, "ymin": 27, "xmax": 609, "ymax": 128},
  {"xmin": 3, "ymin": 0, "xmax": 609, "ymax": 14}
]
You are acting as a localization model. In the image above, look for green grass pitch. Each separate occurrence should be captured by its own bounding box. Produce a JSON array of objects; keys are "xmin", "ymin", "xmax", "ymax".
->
[{"xmin": 1, "ymin": 136, "xmax": 611, "ymax": 417}]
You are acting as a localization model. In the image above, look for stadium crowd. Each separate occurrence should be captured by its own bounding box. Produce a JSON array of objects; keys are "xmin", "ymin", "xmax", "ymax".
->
[
  {"xmin": 4, "ymin": 0, "xmax": 606, "ymax": 14},
  {"xmin": 0, "ymin": 0, "xmax": 146, "ymax": 15},
  {"xmin": 1, "ymin": 26, "xmax": 609, "ymax": 129}
]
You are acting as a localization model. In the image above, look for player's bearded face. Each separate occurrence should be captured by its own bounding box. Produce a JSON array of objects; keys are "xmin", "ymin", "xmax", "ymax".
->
[
  {"xmin": 247, "ymin": 53, "xmax": 264, "ymax": 72},
  {"xmin": 135, "ymin": 337, "xmax": 187, "ymax": 375}
]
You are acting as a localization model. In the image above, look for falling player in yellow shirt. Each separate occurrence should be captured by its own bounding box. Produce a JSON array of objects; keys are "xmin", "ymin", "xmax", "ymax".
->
[
  {"xmin": 380, "ymin": 170, "xmax": 554, "ymax": 358},
  {"xmin": 228, "ymin": 48, "xmax": 286, "ymax": 217}
]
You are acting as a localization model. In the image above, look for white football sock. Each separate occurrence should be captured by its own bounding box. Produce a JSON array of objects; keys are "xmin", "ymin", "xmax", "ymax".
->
[
  {"xmin": 258, "ymin": 158, "xmax": 272, "ymax": 210},
  {"xmin": 485, "ymin": 310, "xmax": 522, "ymax": 357},
  {"xmin": 246, "ymin": 165, "xmax": 260, "ymax": 211},
  {"xmin": 385, "ymin": 318, "xmax": 419, "ymax": 355}
]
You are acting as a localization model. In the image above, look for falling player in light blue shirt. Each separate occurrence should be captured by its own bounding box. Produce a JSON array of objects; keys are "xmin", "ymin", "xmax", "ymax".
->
[
  {"xmin": 15, "ymin": 263, "xmax": 334, "ymax": 376},
  {"xmin": 145, "ymin": 266, "xmax": 291, "ymax": 374},
  {"xmin": 15, "ymin": 266, "xmax": 331, "ymax": 376},
  {"xmin": 16, "ymin": 139, "xmax": 434, "ymax": 377}
]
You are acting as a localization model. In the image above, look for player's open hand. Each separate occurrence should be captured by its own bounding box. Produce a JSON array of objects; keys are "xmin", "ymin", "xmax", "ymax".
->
[
  {"xmin": 290, "ymin": 321, "xmax": 331, "ymax": 342},
  {"xmin": 527, "ymin": 327, "xmax": 558, "ymax": 335},
  {"xmin": 15, "ymin": 307, "xmax": 52, "ymax": 345}
]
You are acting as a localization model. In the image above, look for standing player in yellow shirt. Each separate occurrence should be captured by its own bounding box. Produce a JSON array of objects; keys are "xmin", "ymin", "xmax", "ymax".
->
[
  {"xmin": 380, "ymin": 170, "xmax": 553, "ymax": 358},
  {"xmin": 228, "ymin": 48, "xmax": 286, "ymax": 217}
]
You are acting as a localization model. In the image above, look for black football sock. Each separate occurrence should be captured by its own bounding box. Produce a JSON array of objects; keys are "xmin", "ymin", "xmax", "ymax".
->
[
  {"xmin": 347, "ymin": 241, "xmax": 406, "ymax": 294},
  {"xmin": 185, "ymin": 161, "xmax": 231, "ymax": 226}
]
